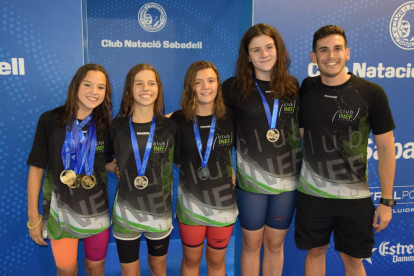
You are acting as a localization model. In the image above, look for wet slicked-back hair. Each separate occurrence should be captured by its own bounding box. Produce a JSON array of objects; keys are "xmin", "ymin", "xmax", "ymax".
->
[
  {"xmin": 117, "ymin": 63, "xmax": 165, "ymax": 122},
  {"xmin": 180, "ymin": 61, "xmax": 226, "ymax": 123},
  {"xmin": 312, "ymin": 25, "xmax": 348, "ymax": 52},
  {"xmin": 55, "ymin": 64, "xmax": 112, "ymax": 135},
  {"xmin": 233, "ymin": 23, "xmax": 298, "ymax": 101}
]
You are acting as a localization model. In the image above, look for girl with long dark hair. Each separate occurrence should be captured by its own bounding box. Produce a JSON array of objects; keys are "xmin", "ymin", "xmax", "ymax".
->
[{"xmin": 222, "ymin": 24, "xmax": 302, "ymax": 275}]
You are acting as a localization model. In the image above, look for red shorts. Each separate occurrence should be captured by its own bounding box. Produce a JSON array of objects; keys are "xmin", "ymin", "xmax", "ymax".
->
[{"xmin": 178, "ymin": 222, "xmax": 233, "ymax": 250}]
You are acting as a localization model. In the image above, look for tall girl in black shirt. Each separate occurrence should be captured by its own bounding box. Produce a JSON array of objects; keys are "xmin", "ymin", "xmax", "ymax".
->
[{"xmin": 222, "ymin": 24, "xmax": 301, "ymax": 276}]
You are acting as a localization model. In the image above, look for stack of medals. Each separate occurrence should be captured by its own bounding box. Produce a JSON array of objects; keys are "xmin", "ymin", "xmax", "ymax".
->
[
  {"xmin": 254, "ymin": 74, "xmax": 280, "ymax": 143},
  {"xmin": 129, "ymin": 115, "xmax": 157, "ymax": 189},
  {"xmin": 60, "ymin": 114, "xmax": 97, "ymax": 189},
  {"xmin": 193, "ymin": 114, "xmax": 216, "ymax": 181}
]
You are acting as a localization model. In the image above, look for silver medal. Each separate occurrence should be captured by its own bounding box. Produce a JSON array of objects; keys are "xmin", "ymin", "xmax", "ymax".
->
[{"xmin": 197, "ymin": 167, "xmax": 209, "ymax": 180}]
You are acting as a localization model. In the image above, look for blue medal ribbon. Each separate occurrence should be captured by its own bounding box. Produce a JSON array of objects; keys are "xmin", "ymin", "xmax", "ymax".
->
[
  {"xmin": 193, "ymin": 115, "xmax": 216, "ymax": 168},
  {"xmin": 253, "ymin": 74, "xmax": 279, "ymax": 130},
  {"xmin": 61, "ymin": 114, "xmax": 96, "ymax": 176},
  {"xmin": 129, "ymin": 115, "xmax": 157, "ymax": 176}
]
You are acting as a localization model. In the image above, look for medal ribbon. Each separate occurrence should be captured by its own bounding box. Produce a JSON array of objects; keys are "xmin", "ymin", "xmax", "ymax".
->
[
  {"xmin": 193, "ymin": 115, "xmax": 216, "ymax": 168},
  {"xmin": 61, "ymin": 114, "xmax": 94, "ymax": 174},
  {"xmin": 129, "ymin": 115, "xmax": 157, "ymax": 176},
  {"xmin": 253, "ymin": 74, "xmax": 279, "ymax": 130}
]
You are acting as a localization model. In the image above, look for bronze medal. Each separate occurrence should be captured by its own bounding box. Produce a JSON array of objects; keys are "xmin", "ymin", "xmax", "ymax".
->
[
  {"xmin": 134, "ymin": 176, "xmax": 149, "ymax": 189},
  {"xmin": 60, "ymin": 170, "xmax": 76, "ymax": 186},
  {"xmin": 81, "ymin": 175, "xmax": 96, "ymax": 189},
  {"xmin": 266, "ymin": 129, "xmax": 280, "ymax": 142}
]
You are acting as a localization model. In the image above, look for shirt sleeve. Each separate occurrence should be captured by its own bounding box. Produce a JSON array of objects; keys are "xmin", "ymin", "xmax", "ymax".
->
[
  {"xmin": 368, "ymin": 84, "xmax": 396, "ymax": 135},
  {"xmin": 26, "ymin": 112, "xmax": 54, "ymax": 169}
]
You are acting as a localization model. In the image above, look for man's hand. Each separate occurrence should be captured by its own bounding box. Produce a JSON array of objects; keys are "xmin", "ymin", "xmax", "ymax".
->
[{"xmin": 372, "ymin": 204, "xmax": 392, "ymax": 233}]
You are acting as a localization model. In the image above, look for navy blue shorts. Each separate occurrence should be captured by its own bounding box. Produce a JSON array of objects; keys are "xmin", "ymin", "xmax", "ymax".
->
[{"xmin": 236, "ymin": 187, "xmax": 297, "ymax": 231}]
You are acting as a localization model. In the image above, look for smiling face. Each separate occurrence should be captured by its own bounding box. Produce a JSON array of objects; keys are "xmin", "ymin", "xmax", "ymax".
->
[
  {"xmin": 132, "ymin": 69, "xmax": 158, "ymax": 109},
  {"xmin": 248, "ymin": 34, "xmax": 277, "ymax": 80},
  {"xmin": 311, "ymin": 34, "xmax": 350, "ymax": 85},
  {"xmin": 77, "ymin": 70, "xmax": 106, "ymax": 116},
  {"xmin": 194, "ymin": 68, "xmax": 218, "ymax": 108}
]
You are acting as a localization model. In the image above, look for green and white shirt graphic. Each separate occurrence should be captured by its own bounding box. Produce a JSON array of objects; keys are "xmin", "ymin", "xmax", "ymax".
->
[
  {"xmin": 27, "ymin": 110, "xmax": 110, "ymax": 240},
  {"xmin": 223, "ymin": 77, "xmax": 303, "ymax": 195},
  {"xmin": 171, "ymin": 110, "xmax": 238, "ymax": 227},
  {"xmin": 106, "ymin": 117, "xmax": 179, "ymax": 239}
]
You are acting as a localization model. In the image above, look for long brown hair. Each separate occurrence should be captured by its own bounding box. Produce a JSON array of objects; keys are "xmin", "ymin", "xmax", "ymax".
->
[
  {"xmin": 117, "ymin": 64, "xmax": 165, "ymax": 122},
  {"xmin": 234, "ymin": 23, "xmax": 298, "ymax": 101},
  {"xmin": 180, "ymin": 61, "xmax": 226, "ymax": 123},
  {"xmin": 55, "ymin": 64, "xmax": 112, "ymax": 135}
]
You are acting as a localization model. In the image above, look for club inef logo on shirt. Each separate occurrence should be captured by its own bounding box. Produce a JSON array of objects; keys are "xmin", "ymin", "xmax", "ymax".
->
[
  {"xmin": 217, "ymin": 134, "xmax": 231, "ymax": 146},
  {"xmin": 95, "ymin": 141, "xmax": 104, "ymax": 153},
  {"xmin": 281, "ymin": 102, "xmax": 295, "ymax": 114},
  {"xmin": 332, "ymin": 109, "xmax": 359, "ymax": 122},
  {"xmin": 153, "ymin": 140, "xmax": 168, "ymax": 153}
]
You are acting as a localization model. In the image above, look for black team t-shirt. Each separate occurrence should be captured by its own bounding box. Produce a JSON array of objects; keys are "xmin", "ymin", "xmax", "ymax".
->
[
  {"xmin": 105, "ymin": 116, "xmax": 179, "ymax": 240},
  {"xmin": 170, "ymin": 110, "xmax": 237, "ymax": 226},
  {"xmin": 222, "ymin": 76, "xmax": 302, "ymax": 195},
  {"xmin": 27, "ymin": 110, "xmax": 110, "ymax": 240},
  {"xmin": 298, "ymin": 73, "xmax": 396, "ymax": 199}
]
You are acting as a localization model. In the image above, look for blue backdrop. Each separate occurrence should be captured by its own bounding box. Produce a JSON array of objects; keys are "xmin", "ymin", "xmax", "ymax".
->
[{"xmin": 1, "ymin": 0, "xmax": 413, "ymax": 275}]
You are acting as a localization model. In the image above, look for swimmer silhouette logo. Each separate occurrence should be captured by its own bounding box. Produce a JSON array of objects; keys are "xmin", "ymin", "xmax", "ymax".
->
[
  {"xmin": 138, "ymin": 3, "xmax": 167, "ymax": 32},
  {"xmin": 390, "ymin": 1, "xmax": 414, "ymax": 50}
]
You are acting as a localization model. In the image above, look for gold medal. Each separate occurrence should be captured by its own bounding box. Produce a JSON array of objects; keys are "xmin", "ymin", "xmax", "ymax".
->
[
  {"xmin": 74, "ymin": 174, "xmax": 84, "ymax": 188},
  {"xmin": 134, "ymin": 176, "xmax": 148, "ymax": 189},
  {"xmin": 81, "ymin": 175, "xmax": 96, "ymax": 189},
  {"xmin": 266, "ymin": 129, "xmax": 280, "ymax": 142},
  {"xmin": 60, "ymin": 170, "xmax": 76, "ymax": 186}
]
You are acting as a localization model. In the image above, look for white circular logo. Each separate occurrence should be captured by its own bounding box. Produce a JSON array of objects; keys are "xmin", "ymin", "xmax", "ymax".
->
[
  {"xmin": 390, "ymin": 1, "xmax": 414, "ymax": 50},
  {"xmin": 138, "ymin": 3, "xmax": 167, "ymax": 32}
]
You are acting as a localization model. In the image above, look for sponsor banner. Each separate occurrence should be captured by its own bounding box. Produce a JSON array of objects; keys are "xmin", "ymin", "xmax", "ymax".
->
[
  {"xmin": 247, "ymin": 0, "xmax": 414, "ymax": 275},
  {"xmin": 86, "ymin": 0, "xmax": 242, "ymax": 239}
]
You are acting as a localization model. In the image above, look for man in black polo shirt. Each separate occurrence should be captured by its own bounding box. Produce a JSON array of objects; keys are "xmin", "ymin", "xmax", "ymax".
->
[{"xmin": 295, "ymin": 25, "xmax": 396, "ymax": 276}]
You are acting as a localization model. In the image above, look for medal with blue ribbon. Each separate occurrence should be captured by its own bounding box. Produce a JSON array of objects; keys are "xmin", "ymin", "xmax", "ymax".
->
[
  {"xmin": 129, "ymin": 115, "xmax": 157, "ymax": 189},
  {"xmin": 193, "ymin": 115, "xmax": 216, "ymax": 180},
  {"xmin": 60, "ymin": 114, "xmax": 97, "ymax": 189},
  {"xmin": 253, "ymin": 74, "xmax": 280, "ymax": 142}
]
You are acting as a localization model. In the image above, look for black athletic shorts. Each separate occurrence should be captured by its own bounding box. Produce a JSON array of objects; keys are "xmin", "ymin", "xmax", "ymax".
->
[
  {"xmin": 294, "ymin": 192, "xmax": 375, "ymax": 258},
  {"xmin": 115, "ymin": 233, "xmax": 171, "ymax": 264}
]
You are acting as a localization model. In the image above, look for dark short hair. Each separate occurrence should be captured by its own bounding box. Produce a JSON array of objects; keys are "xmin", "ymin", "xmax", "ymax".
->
[{"xmin": 312, "ymin": 25, "xmax": 347, "ymax": 52}]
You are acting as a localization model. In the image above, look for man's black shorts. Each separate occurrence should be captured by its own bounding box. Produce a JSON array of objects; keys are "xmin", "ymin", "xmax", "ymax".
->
[{"xmin": 294, "ymin": 192, "xmax": 376, "ymax": 258}]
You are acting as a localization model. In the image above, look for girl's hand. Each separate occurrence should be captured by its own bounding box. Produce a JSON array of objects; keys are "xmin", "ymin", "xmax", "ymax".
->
[{"xmin": 28, "ymin": 215, "xmax": 47, "ymax": 246}]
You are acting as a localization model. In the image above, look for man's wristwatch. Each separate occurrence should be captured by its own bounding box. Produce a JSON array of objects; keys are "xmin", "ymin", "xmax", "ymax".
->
[{"xmin": 379, "ymin": 198, "xmax": 397, "ymax": 207}]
